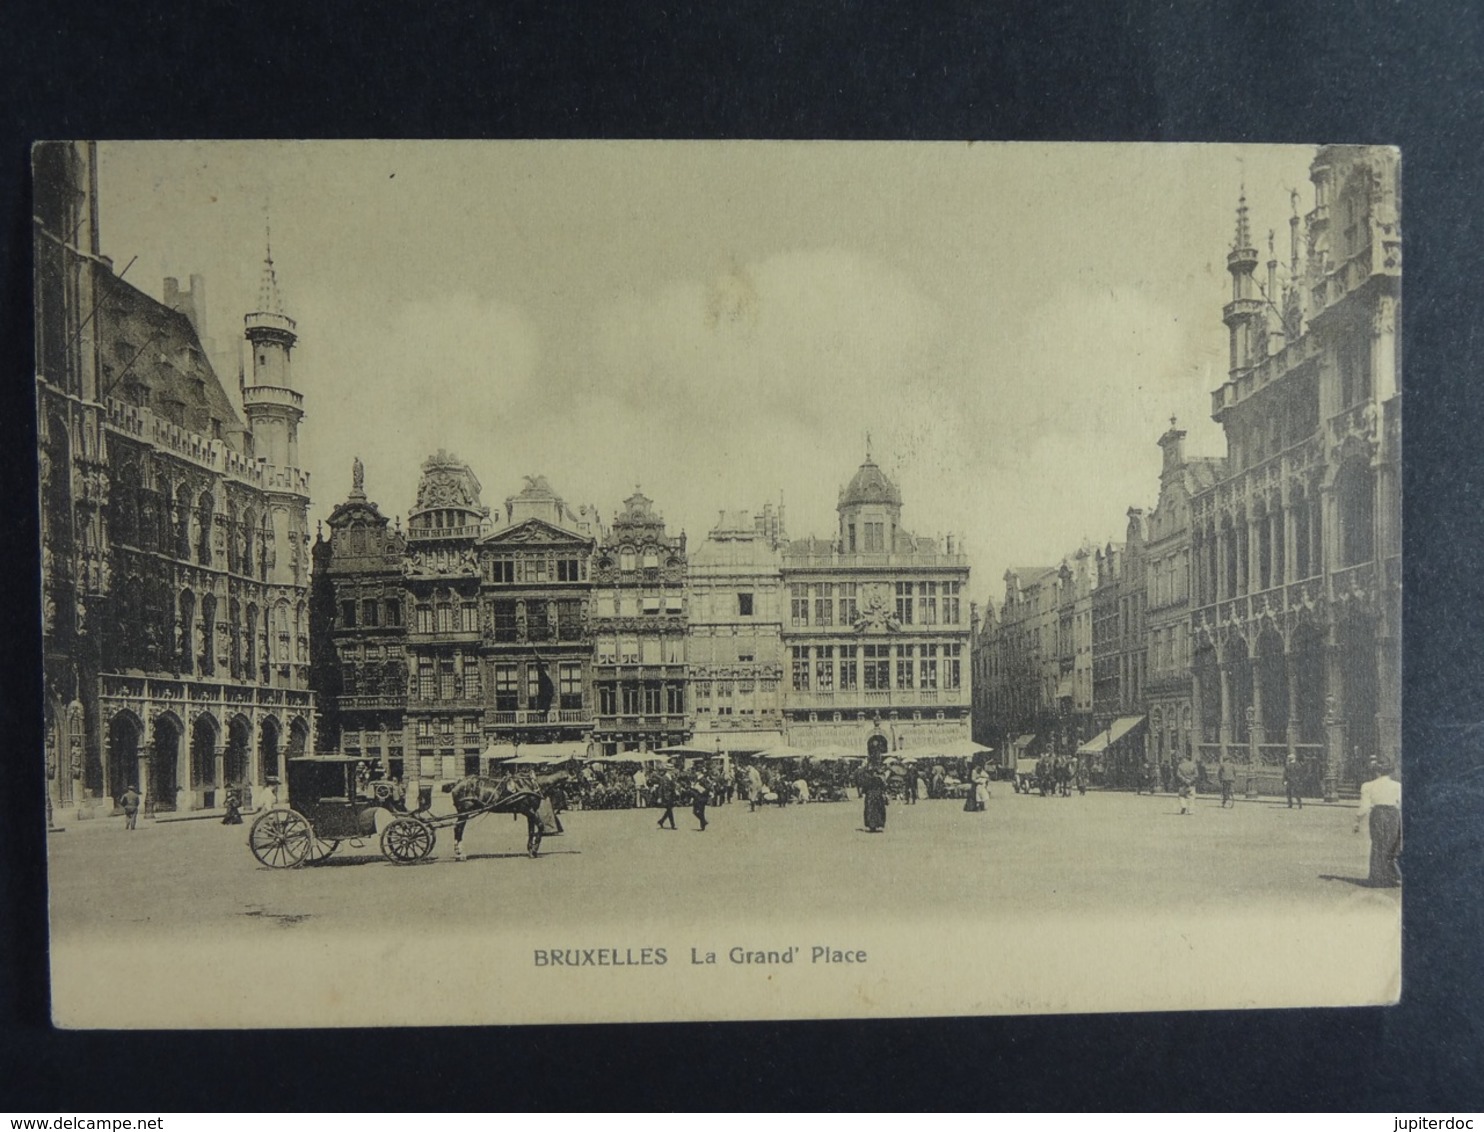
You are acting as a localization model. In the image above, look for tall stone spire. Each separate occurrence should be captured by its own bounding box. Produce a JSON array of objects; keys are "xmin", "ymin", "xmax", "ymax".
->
[{"xmin": 258, "ymin": 225, "xmax": 286, "ymax": 315}]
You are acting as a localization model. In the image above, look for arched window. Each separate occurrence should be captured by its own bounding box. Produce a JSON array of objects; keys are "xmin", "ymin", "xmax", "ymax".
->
[
  {"xmin": 195, "ymin": 490, "xmax": 214, "ymax": 566},
  {"xmin": 199, "ymin": 592, "xmax": 216, "ymax": 675},
  {"xmin": 113, "ymin": 461, "xmax": 141, "ymax": 547},
  {"xmin": 1337, "ymin": 459, "xmax": 1376, "ymax": 567},
  {"xmin": 178, "ymin": 590, "xmax": 195, "ymax": 674}
]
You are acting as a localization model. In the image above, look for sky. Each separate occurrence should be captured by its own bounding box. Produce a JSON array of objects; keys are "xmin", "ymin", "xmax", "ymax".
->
[{"xmin": 93, "ymin": 141, "xmax": 1316, "ymax": 611}]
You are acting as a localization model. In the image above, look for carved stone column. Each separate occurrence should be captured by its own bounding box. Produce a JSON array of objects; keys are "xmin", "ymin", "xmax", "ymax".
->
[
  {"xmin": 1217, "ymin": 658, "xmax": 1232, "ymax": 759},
  {"xmin": 1323, "ymin": 645, "xmax": 1344, "ymax": 803}
]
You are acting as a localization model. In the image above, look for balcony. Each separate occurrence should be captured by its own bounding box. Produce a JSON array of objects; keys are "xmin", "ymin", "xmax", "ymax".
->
[
  {"xmin": 789, "ymin": 688, "xmax": 964, "ymax": 711},
  {"xmin": 488, "ymin": 709, "xmax": 592, "ymax": 726}
]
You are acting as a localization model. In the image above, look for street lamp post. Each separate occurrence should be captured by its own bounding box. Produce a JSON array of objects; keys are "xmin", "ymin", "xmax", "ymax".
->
[{"xmin": 1244, "ymin": 705, "xmax": 1259, "ymax": 799}]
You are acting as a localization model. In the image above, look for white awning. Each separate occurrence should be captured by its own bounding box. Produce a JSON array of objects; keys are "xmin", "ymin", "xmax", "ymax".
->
[
  {"xmin": 1107, "ymin": 715, "xmax": 1147, "ymax": 745},
  {"xmin": 690, "ymin": 729, "xmax": 785, "ymax": 754},
  {"xmin": 1077, "ymin": 734, "xmax": 1110, "ymax": 755},
  {"xmin": 1012, "ymin": 734, "xmax": 1037, "ymax": 753}
]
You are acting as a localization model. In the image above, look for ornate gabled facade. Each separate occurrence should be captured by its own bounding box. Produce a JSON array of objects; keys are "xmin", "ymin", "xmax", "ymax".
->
[
  {"xmin": 780, "ymin": 452, "xmax": 971, "ymax": 751},
  {"xmin": 1189, "ymin": 145, "xmax": 1401, "ymax": 796},
  {"xmin": 687, "ymin": 506, "xmax": 787, "ymax": 753},
  {"xmin": 309, "ymin": 460, "xmax": 408, "ymax": 771},
  {"xmin": 401, "ymin": 452, "xmax": 492, "ymax": 777},
  {"xmin": 36, "ymin": 141, "xmax": 314, "ymax": 819},
  {"xmin": 1143, "ymin": 422, "xmax": 1224, "ymax": 772},
  {"xmin": 590, "ymin": 489, "xmax": 689, "ymax": 753},
  {"xmin": 476, "ymin": 475, "xmax": 597, "ymax": 754}
]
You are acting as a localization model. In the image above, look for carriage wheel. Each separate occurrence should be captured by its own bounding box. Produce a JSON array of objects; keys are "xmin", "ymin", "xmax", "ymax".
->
[
  {"xmin": 248, "ymin": 808, "xmax": 315, "ymax": 869},
  {"xmin": 310, "ymin": 839, "xmax": 341, "ymax": 862},
  {"xmin": 381, "ymin": 816, "xmax": 435, "ymax": 864}
]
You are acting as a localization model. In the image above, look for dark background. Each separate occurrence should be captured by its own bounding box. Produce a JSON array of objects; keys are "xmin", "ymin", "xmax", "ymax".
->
[{"xmin": 2, "ymin": 0, "xmax": 1480, "ymax": 1112}]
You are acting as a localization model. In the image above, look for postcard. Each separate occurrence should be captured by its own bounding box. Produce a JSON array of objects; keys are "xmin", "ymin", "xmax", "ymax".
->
[{"xmin": 36, "ymin": 140, "xmax": 1400, "ymax": 1026}]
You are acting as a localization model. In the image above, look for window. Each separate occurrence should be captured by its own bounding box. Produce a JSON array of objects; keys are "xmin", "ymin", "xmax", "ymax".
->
[
  {"xmin": 790, "ymin": 584, "xmax": 809, "ymax": 626},
  {"xmin": 494, "ymin": 664, "xmax": 518, "ymax": 710},
  {"xmin": 919, "ymin": 643, "xmax": 938, "ymax": 689},
  {"xmin": 340, "ymin": 600, "xmax": 357, "ymax": 628},
  {"xmin": 791, "ymin": 645, "xmax": 810, "ymax": 692},
  {"xmin": 863, "ymin": 644, "xmax": 890, "ymax": 690},
  {"xmin": 737, "ymin": 651, "xmax": 754, "ymax": 663},
  {"xmin": 559, "ymin": 663, "xmax": 583, "ymax": 709},
  {"xmin": 418, "ymin": 656, "xmax": 435, "ymax": 699},
  {"xmin": 597, "ymin": 637, "xmax": 617, "ymax": 663},
  {"xmin": 621, "ymin": 683, "xmax": 640, "ymax": 714},
  {"xmin": 416, "ymin": 605, "xmax": 433, "ymax": 633},
  {"xmin": 848, "ymin": 523, "xmax": 857, "ymax": 553},
  {"xmin": 599, "ymin": 684, "xmax": 617, "ymax": 715},
  {"xmin": 642, "ymin": 596, "xmax": 661, "ymax": 614},
  {"xmin": 596, "ymin": 592, "xmax": 615, "ymax": 618},
  {"xmin": 945, "ymin": 644, "xmax": 961, "ymax": 690},
  {"xmin": 838, "ymin": 582, "xmax": 858, "ymax": 626},
  {"xmin": 435, "ymin": 603, "xmax": 454, "ymax": 633},
  {"xmin": 461, "ymin": 603, "xmax": 478, "ymax": 633},
  {"xmin": 664, "ymin": 636, "xmax": 685, "ymax": 664},
  {"xmin": 557, "ymin": 599, "xmax": 583, "ymax": 640},
  {"xmin": 439, "ymin": 654, "xmax": 456, "ymax": 700},
  {"xmin": 619, "ymin": 636, "xmax": 639, "ymax": 663},
  {"xmin": 463, "ymin": 655, "xmax": 482, "ymax": 697},
  {"xmin": 385, "ymin": 598, "xmax": 402, "ymax": 627},
  {"xmin": 489, "ymin": 559, "xmax": 514, "ymax": 584},
  {"xmin": 715, "ymin": 681, "xmax": 733, "ymax": 715},
  {"xmin": 666, "ymin": 683, "xmax": 684, "ymax": 714},
  {"xmin": 865, "ymin": 522, "xmax": 885, "ymax": 552},
  {"xmin": 815, "ymin": 645, "xmax": 834, "ymax": 691},
  {"xmin": 642, "ymin": 551, "xmax": 659, "ymax": 570},
  {"xmin": 895, "ymin": 645, "xmax": 915, "ymax": 689},
  {"xmin": 557, "ymin": 558, "xmax": 583, "ymax": 582},
  {"xmin": 526, "ymin": 666, "xmax": 545, "ymax": 710},
  {"xmin": 664, "ymin": 594, "xmax": 683, "ymax": 614},
  {"xmin": 643, "ymin": 683, "xmax": 662, "ymax": 714},
  {"xmin": 815, "ymin": 582, "xmax": 834, "ymax": 626},
  {"xmin": 895, "ymin": 582, "xmax": 915, "ymax": 624},
  {"xmin": 943, "ymin": 581, "xmax": 961, "ymax": 624},
  {"xmin": 522, "ymin": 557, "xmax": 548, "ymax": 584},
  {"xmin": 918, "ymin": 581, "xmax": 937, "ymax": 625},
  {"xmin": 641, "ymin": 636, "xmax": 662, "ymax": 664},
  {"xmin": 737, "ymin": 592, "xmax": 754, "ymax": 616},
  {"xmin": 839, "ymin": 647, "xmax": 858, "ymax": 691},
  {"xmin": 416, "ymin": 718, "xmax": 433, "ymax": 740},
  {"xmin": 361, "ymin": 599, "xmax": 378, "ymax": 627},
  {"xmin": 493, "ymin": 600, "xmax": 517, "ymax": 642},
  {"xmin": 527, "ymin": 601, "xmax": 550, "ymax": 641},
  {"xmin": 620, "ymin": 550, "xmax": 637, "ymax": 572}
]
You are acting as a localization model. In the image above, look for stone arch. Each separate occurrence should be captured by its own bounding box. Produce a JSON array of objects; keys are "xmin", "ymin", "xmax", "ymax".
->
[
  {"xmin": 1223, "ymin": 633, "xmax": 1253, "ymax": 746},
  {"xmin": 1334, "ymin": 454, "xmax": 1376, "ymax": 568},
  {"xmin": 106, "ymin": 708, "xmax": 143, "ymax": 806},
  {"xmin": 149, "ymin": 709, "xmax": 183, "ymax": 811},
  {"xmin": 1255, "ymin": 623, "xmax": 1289, "ymax": 744},
  {"xmin": 190, "ymin": 711, "xmax": 219, "ymax": 801},
  {"xmin": 199, "ymin": 591, "xmax": 217, "ymax": 675},
  {"xmin": 225, "ymin": 713, "xmax": 252, "ymax": 789},
  {"xmin": 287, "ymin": 715, "xmax": 311, "ymax": 759},
  {"xmin": 195, "ymin": 488, "xmax": 215, "ymax": 566},
  {"xmin": 257, "ymin": 714, "xmax": 282, "ymax": 786},
  {"xmin": 1291, "ymin": 619, "xmax": 1326, "ymax": 746}
]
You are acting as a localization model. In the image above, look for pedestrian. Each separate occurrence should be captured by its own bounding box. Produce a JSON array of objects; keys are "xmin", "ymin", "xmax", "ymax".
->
[
  {"xmin": 689, "ymin": 773, "xmax": 709, "ymax": 831},
  {"xmin": 222, "ymin": 787, "xmax": 243, "ymax": 825},
  {"xmin": 859, "ymin": 755, "xmax": 889, "ymax": 833},
  {"xmin": 1283, "ymin": 755, "xmax": 1304, "ymax": 809},
  {"xmin": 1176, "ymin": 751, "xmax": 1198, "ymax": 815},
  {"xmin": 632, "ymin": 766, "xmax": 648, "ymax": 808},
  {"xmin": 904, "ymin": 762, "xmax": 919, "ymax": 804},
  {"xmin": 746, "ymin": 763, "xmax": 764, "ymax": 811},
  {"xmin": 1354, "ymin": 760, "xmax": 1401, "ymax": 887},
  {"xmin": 120, "ymin": 784, "xmax": 140, "ymax": 830},
  {"xmin": 654, "ymin": 771, "xmax": 677, "ymax": 830},
  {"xmin": 964, "ymin": 760, "xmax": 989, "ymax": 812},
  {"xmin": 1217, "ymin": 755, "xmax": 1236, "ymax": 808},
  {"xmin": 1075, "ymin": 757, "xmax": 1088, "ymax": 796}
]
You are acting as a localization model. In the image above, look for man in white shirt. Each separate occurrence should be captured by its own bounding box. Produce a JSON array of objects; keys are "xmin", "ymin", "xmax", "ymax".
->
[{"xmin": 1354, "ymin": 760, "xmax": 1402, "ymax": 887}]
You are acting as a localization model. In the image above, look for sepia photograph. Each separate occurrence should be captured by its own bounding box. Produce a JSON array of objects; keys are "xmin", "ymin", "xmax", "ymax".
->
[{"xmin": 35, "ymin": 140, "xmax": 1401, "ymax": 1028}]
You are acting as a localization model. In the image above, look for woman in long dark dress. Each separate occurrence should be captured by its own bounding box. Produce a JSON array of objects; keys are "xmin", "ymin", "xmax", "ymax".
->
[
  {"xmin": 1355, "ymin": 761, "xmax": 1402, "ymax": 887},
  {"xmin": 860, "ymin": 758, "xmax": 889, "ymax": 832}
]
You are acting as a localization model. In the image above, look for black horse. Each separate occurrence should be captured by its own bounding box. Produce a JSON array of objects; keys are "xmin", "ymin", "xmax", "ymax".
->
[{"xmin": 441, "ymin": 774, "xmax": 547, "ymax": 860}]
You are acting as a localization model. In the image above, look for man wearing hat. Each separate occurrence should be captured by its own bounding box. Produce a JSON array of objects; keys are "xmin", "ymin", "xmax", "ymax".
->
[
  {"xmin": 120, "ymin": 784, "xmax": 140, "ymax": 830},
  {"xmin": 1283, "ymin": 755, "xmax": 1304, "ymax": 809}
]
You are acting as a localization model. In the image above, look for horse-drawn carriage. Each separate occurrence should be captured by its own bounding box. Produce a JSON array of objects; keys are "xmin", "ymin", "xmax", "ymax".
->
[{"xmin": 247, "ymin": 756, "xmax": 547, "ymax": 868}]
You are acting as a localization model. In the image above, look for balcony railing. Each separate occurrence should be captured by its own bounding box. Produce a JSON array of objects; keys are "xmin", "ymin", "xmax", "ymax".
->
[{"xmin": 488, "ymin": 708, "xmax": 592, "ymax": 726}]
